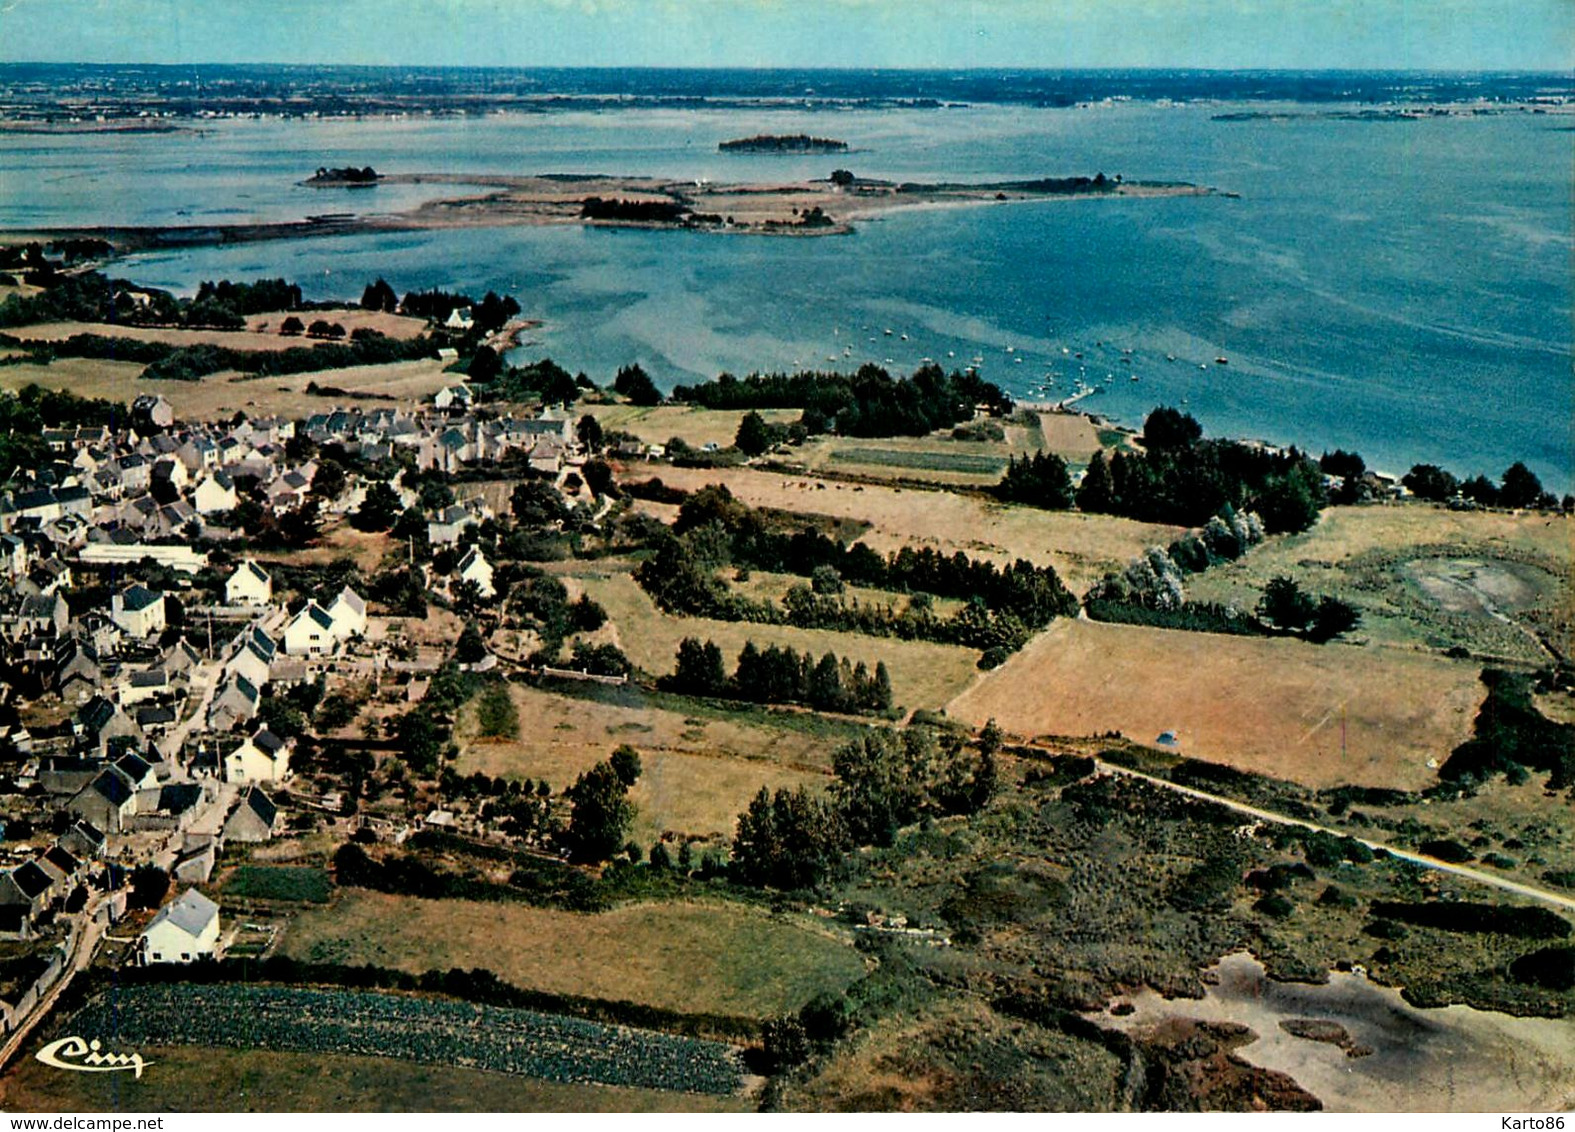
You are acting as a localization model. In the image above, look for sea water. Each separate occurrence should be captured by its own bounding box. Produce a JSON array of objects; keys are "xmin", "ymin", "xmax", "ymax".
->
[{"xmin": 5, "ymin": 98, "xmax": 1569, "ymax": 486}]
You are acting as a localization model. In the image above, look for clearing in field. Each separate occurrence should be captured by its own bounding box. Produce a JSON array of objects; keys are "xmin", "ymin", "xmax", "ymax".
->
[
  {"xmin": 633, "ymin": 464, "xmax": 1183, "ymax": 595},
  {"xmin": 575, "ymin": 569, "xmax": 983, "ymax": 713},
  {"xmin": 0, "ymin": 354, "xmax": 456, "ymax": 419},
  {"xmin": 454, "ymin": 683, "xmax": 831, "ymax": 841},
  {"xmin": 1184, "ymin": 504, "xmax": 1572, "ymax": 664},
  {"xmin": 0, "ymin": 1045, "xmax": 749, "ymax": 1113},
  {"xmin": 947, "ymin": 618, "xmax": 1485, "ymax": 790},
  {"xmin": 283, "ymin": 891, "xmax": 866, "ymax": 1018}
]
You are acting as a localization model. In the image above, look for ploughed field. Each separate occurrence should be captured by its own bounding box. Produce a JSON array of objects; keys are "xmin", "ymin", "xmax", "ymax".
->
[
  {"xmin": 60, "ymin": 984, "xmax": 745, "ymax": 1095},
  {"xmin": 282, "ymin": 892, "xmax": 866, "ymax": 1019},
  {"xmin": 948, "ymin": 618, "xmax": 1483, "ymax": 790}
]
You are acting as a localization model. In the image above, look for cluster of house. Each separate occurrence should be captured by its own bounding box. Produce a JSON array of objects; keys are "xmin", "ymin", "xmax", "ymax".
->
[
  {"xmin": 0, "ymin": 391, "xmax": 606, "ymax": 992},
  {"xmin": 0, "ymin": 399, "xmax": 583, "ymax": 557}
]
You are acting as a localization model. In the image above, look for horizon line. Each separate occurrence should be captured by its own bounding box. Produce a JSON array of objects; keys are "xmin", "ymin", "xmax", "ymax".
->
[{"xmin": 1, "ymin": 61, "xmax": 1571, "ymax": 77}]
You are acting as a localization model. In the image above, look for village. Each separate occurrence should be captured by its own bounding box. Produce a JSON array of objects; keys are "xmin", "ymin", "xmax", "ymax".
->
[{"xmin": 0, "ymin": 363, "xmax": 627, "ymax": 1042}]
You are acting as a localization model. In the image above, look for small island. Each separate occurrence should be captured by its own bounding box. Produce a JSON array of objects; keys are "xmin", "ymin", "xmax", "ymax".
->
[
  {"xmin": 719, "ymin": 134, "xmax": 849, "ymax": 154},
  {"xmin": 303, "ymin": 165, "xmax": 382, "ymax": 187}
]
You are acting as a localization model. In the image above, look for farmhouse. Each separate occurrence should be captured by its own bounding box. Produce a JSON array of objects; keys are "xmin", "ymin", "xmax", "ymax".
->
[{"xmin": 139, "ymin": 888, "xmax": 220, "ymax": 965}]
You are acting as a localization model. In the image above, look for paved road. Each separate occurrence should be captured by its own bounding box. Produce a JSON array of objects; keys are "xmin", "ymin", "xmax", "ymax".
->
[{"xmin": 1079, "ymin": 753, "xmax": 1575, "ymax": 915}]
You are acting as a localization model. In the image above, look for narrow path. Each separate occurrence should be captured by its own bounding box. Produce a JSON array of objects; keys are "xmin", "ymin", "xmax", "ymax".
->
[
  {"xmin": 1042, "ymin": 748, "xmax": 1575, "ymax": 915},
  {"xmin": 0, "ymin": 893, "xmax": 113, "ymax": 1073}
]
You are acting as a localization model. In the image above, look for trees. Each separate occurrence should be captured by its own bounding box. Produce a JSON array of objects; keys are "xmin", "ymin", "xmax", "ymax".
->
[
  {"xmin": 576, "ymin": 413, "xmax": 604, "ymax": 452},
  {"xmin": 1499, "ymin": 461, "xmax": 1545, "ymax": 509},
  {"xmin": 360, "ymin": 278, "xmax": 399, "ymax": 312},
  {"xmin": 1256, "ymin": 575, "xmax": 1317, "ymax": 633},
  {"xmin": 996, "ymin": 450, "xmax": 1074, "ymax": 509},
  {"xmin": 609, "ymin": 744, "xmax": 642, "ymax": 788},
  {"xmin": 1142, "ymin": 406, "xmax": 1203, "ymax": 451},
  {"xmin": 664, "ymin": 637, "xmax": 728, "ymax": 697},
  {"xmin": 1403, "ymin": 464, "xmax": 1458, "ymax": 502},
  {"xmin": 352, "ymin": 480, "xmax": 402, "ymax": 532},
  {"xmin": 279, "ymin": 315, "xmax": 305, "ymax": 336},
  {"xmin": 613, "ymin": 364, "xmax": 663, "ymax": 407},
  {"xmin": 475, "ymin": 680, "xmax": 519, "ymax": 740},
  {"xmin": 1252, "ymin": 457, "xmax": 1326, "ymax": 535},
  {"xmin": 129, "ymin": 864, "xmax": 170, "ymax": 910},
  {"xmin": 734, "ymin": 410, "xmax": 777, "ymax": 457},
  {"xmin": 467, "ymin": 345, "xmax": 502, "ymax": 384},
  {"xmin": 731, "ymin": 786, "xmax": 848, "ymax": 890},
  {"xmin": 1076, "ymin": 450, "xmax": 1117, "ymax": 514},
  {"xmin": 565, "ymin": 760, "xmax": 637, "ymax": 863},
  {"xmin": 1307, "ymin": 596, "xmax": 1362, "ymax": 643},
  {"xmin": 454, "ymin": 622, "xmax": 489, "ymax": 665}
]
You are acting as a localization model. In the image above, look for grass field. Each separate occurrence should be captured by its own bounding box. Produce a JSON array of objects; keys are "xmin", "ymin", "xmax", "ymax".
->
[
  {"xmin": 454, "ymin": 683, "xmax": 830, "ymax": 841},
  {"xmin": 948, "ymin": 618, "xmax": 1485, "ymax": 790},
  {"xmin": 1184, "ymin": 504, "xmax": 1572, "ymax": 664},
  {"xmin": 0, "ymin": 1045, "xmax": 749, "ymax": 1113},
  {"xmin": 634, "ymin": 465, "xmax": 1183, "ymax": 595},
  {"xmin": 575, "ymin": 568, "xmax": 984, "ymax": 714},
  {"xmin": 0, "ymin": 353, "xmax": 456, "ymax": 419},
  {"xmin": 7, "ymin": 309, "xmax": 426, "ymax": 353},
  {"xmin": 827, "ymin": 446, "xmax": 1009, "ymax": 476},
  {"xmin": 221, "ymin": 865, "xmax": 333, "ymax": 903},
  {"xmin": 587, "ymin": 403, "xmax": 801, "ymax": 448},
  {"xmin": 731, "ymin": 569, "xmax": 967, "ymax": 620},
  {"xmin": 283, "ymin": 891, "xmax": 866, "ymax": 1018}
]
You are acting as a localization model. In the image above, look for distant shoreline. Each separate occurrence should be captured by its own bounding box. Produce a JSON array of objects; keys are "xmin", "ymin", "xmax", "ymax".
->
[{"xmin": 0, "ymin": 170, "xmax": 1223, "ymax": 255}]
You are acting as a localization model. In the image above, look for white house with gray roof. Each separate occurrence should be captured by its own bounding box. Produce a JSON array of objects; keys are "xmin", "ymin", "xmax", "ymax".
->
[{"xmin": 139, "ymin": 888, "xmax": 220, "ymax": 965}]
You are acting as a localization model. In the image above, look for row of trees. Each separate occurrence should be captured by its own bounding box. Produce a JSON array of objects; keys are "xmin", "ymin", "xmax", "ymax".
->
[
  {"xmin": 672, "ymin": 362, "xmax": 1013, "ymax": 439},
  {"xmin": 1403, "ymin": 461, "xmax": 1561, "ymax": 511},
  {"xmin": 660, "ymin": 637, "xmax": 894, "ymax": 715}
]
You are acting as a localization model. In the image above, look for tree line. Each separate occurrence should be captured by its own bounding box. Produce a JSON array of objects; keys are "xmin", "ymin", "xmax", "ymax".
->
[
  {"xmin": 1403, "ymin": 460, "xmax": 1564, "ymax": 512},
  {"xmin": 8, "ymin": 327, "xmax": 437, "ymax": 382},
  {"xmin": 991, "ymin": 407, "xmax": 1326, "ymax": 533},
  {"xmin": 672, "ymin": 362, "xmax": 1013, "ymax": 439},
  {"xmin": 659, "ymin": 637, "xmax": 894, "ymax": 715}
]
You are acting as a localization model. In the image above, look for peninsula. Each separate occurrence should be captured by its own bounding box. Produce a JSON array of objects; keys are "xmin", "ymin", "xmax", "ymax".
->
[{"xmin": 7, "ymin": 169, "xmax": 1222, "ymax": 254}]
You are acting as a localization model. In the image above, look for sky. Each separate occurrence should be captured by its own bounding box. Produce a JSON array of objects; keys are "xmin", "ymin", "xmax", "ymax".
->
[{"xmin": 0, "ymin": 0, "xmax": 1570, "ymax": 71}]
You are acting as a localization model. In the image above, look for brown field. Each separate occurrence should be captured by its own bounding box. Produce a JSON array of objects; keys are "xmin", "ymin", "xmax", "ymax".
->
[
  {"xmin": 9, "ymin": 308, "xmax": 425, "ymax": 352},
  {"xmin": 632, "ymin": 464, "xmax": 1183, "ymax": 595},
  {"xmin": 0, "ymin": 354, "xmax": 456, "ymax": 419},
  {"xmin": 1035, "ymin": 411, "xmax": 1107, "ymax": 458},
  {"xmin": 947, "ymin": 618, "xmax": 1484, "ymax": 790},
  {"xmin": 283, "ymin": 891, "xmax": 867, "ymax": 1018},
  {"xmin": 587, "ymin": 403, "xmax": 801, "ymax": 448},
  {"xmin": 0, "ymin": 1044, "xmax": 749, "ymax": 1113},
  {"xmin": 454, "ymin": 683, "xmax": 831, "ymax": 841},
  {"xmin": 575, "ymin": 568, "xmax": 983, "ymax": 714}
]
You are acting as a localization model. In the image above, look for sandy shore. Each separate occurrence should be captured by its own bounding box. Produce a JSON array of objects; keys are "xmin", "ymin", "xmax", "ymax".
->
[{"xmin": 1102, "ymin": 952, "xmax": 1575, "ymax": 1112}]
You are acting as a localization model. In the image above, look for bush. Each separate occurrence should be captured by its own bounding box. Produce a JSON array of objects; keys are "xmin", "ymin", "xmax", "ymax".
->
[
  {"xmin": 1369, "ymin": 900, "xmax": 1571, "ymax": 940},
  {"xmin": 1254, "ymin": 893, "xmax": 1295, "ymax": 919},
  {"xmin": 1509, "ymin": 946, "xmax": 1575, "ymax": 991},
  {"xmin": 1418, "ymin": 838, "xmax": 1474, "ymax": 864}
]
